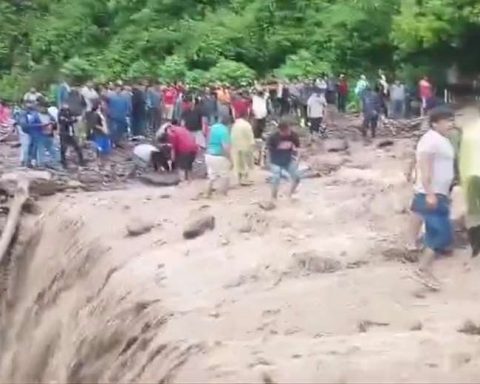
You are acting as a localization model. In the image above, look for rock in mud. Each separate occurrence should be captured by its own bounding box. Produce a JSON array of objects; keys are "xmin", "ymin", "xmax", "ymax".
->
[
  {"xmin": 138, "ymin": 173, "xmax": 180, "ymax": 187},
  {"xmin": 324, "ymin": 138, "xmax": 348, "ymax": 152},
  {"xmin": 410, "ymin": 321, "xmax": 423, "ymax": 331},
  {"xmin": 292, "ymin": 251, "xmax": 342, "ymax": 274},
  {"xmin": 126, "ymin": 219, "xmax": 154, "ymax": 237},
  {"xmin": 458, "ymin": 320, "xmax": 480, "ymax": 335},
  {"xmin": 377, "ymin": 139, "xmax": 394, "ymax": 148},
  {"xmin": 259, "ymin": 201, "xmax": 275, "ymax": 211},
  {"xmin": 183, "ymin": 214, "xmax": 215, "ymax": 239}
]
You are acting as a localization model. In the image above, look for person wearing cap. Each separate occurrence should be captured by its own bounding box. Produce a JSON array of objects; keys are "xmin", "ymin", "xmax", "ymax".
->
[{"xmin": 411, "ymin": 106, "xmax": 456, "ymax": 288}]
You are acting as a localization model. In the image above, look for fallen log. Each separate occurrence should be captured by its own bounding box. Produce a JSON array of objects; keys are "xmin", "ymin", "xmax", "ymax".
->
[{"xmin": 0, "ymin": 179, "xmax": 29, "ymax": 264}]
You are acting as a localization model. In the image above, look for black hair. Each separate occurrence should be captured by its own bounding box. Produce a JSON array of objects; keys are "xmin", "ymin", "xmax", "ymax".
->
[{"xmin": 429, "ymin": 106, "xmax": 454, "ymax": 125}]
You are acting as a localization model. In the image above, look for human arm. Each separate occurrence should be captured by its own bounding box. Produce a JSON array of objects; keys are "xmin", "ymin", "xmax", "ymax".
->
[{"xmin": 418, "ymin": 152, "xmax": 436, "ymax": 207}]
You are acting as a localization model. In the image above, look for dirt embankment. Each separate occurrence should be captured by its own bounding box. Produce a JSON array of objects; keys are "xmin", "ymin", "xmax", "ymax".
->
[{"xmin": 0, "ymin": 133, "xmax": 480, "ymax": 383}]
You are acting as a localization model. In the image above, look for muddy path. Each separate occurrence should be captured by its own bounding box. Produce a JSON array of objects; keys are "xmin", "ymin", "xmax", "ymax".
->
[{"xmin": 0, "ymin": 111, "xmax": 480, "ymax": 383}]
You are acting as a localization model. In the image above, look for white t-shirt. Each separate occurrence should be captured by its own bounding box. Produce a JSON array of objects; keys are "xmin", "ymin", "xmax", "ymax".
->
[
  {"xmin": 81, "ymin": 86, "xmax": 99, "ymax": 111},
  {"xmin": 251, "ymin": 95, "xmax": 268, "ymax": 119},
  {"xmin": 47, "ymin": 106, "xmax": 59, "ymax": 122},
  {"xmin": 133, "ymin": 144, "xmax": 159, "ymax": 163},
  {"xmin": 307, "ymin": 94, "xmax": 327, "ymax": 118},
  {"xmin": 414, "ymin": 129, "xmax": 455, "ymax": 196}
]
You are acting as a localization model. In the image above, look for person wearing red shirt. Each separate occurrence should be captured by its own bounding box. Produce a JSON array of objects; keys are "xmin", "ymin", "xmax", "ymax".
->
[
  {"xmin": 163, "ymin": 85, "xmax": 177, "ymax": 121},
  {"xmin": 160, "ymin": 122, "xmax": 198, "ymax": 181},
  {"xmin": 231, "ymin": 92, "xmax": 251, "ymax": 120},
  {"xmin": 337, "ymin": 74, "xmax": 349, "ymax": 113},
  {"xmin": 419, "ymin": 76, "xmax": 433, "ymax": 116}
]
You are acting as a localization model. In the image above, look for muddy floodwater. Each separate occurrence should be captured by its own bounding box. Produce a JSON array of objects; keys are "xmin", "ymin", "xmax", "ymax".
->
[{"xmin": 1, "ymin": 114, "xmax": 480, "ymax": 383}]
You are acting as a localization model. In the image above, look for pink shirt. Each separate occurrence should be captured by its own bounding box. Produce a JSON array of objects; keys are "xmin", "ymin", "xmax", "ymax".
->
[
  {"xmin": 0, "ymin": 106, "xmax": 12, "ymax": 125},
  {"xmin": 419, "ymin": 79, "xmax": 432, "ymax": 99}
]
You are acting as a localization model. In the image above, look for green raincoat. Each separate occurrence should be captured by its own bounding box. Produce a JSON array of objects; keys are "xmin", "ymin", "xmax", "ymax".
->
[{"xmin": 459, "ymin": 121, "xmax": 480, "ymax": 256}]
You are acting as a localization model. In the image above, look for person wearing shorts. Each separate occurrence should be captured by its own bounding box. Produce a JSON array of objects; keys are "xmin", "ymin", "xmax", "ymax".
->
[
  {"xmin": 411, "ymin": 106, "xmax": 455, "ymax": 287},
  {"xmin": 205, "ymin": 116, "xmax": 231, "ymax": 196}
]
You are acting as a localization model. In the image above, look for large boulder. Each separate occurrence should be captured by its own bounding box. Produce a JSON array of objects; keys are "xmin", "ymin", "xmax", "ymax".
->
[
  {"xmin": 183, "ymin": 214, "xmax": 215, "ymax": 239},
  {"xmin": 138, "ymin": 173, "xmax": 180, "ymax": 187}
]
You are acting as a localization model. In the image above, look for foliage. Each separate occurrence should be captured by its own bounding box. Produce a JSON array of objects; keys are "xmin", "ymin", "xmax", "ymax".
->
[{"xmin": 1, "ymin": 0, "xmax": 480, "ymax": 100}]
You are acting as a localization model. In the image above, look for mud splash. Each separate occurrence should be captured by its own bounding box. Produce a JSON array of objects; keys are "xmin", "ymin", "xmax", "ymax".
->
[{"xmin": 0, "ymin": 206, "xmax": 203, "ymax": 383}]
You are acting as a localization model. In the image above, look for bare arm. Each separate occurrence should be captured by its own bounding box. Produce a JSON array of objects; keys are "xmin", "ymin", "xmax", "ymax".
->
[{"xmin": 418, "ymin": 153, "xmax": 434, "ymax": 194}]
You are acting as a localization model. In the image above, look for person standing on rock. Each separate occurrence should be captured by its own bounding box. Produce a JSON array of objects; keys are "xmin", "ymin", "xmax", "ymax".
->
[
  {"xmin": 361, "ymin": 85, "xmax": 382, "ymax": 139},
  {"xmin": 205, "ymin": 115, "xmax": 231, "ymax": 197},
  {"xmin": 307, "ymin": 90, "xmax": 328, "ymax": 137},
  {"xmin": 58, "ymin": 103, "xmax": 85, "ymax": 169},
  {"xmin": 411, "ymin": 106, "xmax": 455, "ymax": 289},
  {"xmin": 267, "ymin": 119, "xmax": 301, "ymax": 205}
]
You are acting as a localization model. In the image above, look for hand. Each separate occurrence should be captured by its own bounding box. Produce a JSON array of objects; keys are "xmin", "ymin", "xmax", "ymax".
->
[{"xmin": 426, "ymin": 193, "xmax": 437, "ymax": 209}]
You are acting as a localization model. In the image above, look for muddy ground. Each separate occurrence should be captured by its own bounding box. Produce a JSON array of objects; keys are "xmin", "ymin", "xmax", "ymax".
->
[{"xmin": 1, "ymin": 111, "xmax": 480, "ymax": 383}]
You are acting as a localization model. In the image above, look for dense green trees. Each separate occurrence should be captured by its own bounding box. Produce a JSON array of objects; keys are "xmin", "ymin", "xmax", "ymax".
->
[{"xmin": 0, "ymin": 0, "xmax": 479, "ymax": 99}]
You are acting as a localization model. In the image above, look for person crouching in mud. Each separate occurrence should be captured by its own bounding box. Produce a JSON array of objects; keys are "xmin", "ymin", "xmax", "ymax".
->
[
  {"xmin": 411, "ymin": 106, "xmax": 456, "ymax": 289},
  {"xmin": 133, "ymin": 140, "xmax": 172, "ymax": 174},
  {"xmin": 267, "ymin": 118, "xmax": 301, "ymax": 207},
  {"xmin": 158, "ymin": 120, "xmax": 198, "ymax": 181}
]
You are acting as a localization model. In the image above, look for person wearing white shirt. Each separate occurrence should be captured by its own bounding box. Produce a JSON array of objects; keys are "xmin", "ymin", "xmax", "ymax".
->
[
  {"xmin": 251, "ymin": 90, "xmax": 268, "ymax": 139},
  {"xmin": 80, "ymin": 81, "xmax": 99, "ymax": 112},
  {"xmin": 23, "ymin": 88, "xmax": 43, "ymax": 104},
  {"xmin": 411, "ymin": 106, "xmax": 455, "ymax": 288}
]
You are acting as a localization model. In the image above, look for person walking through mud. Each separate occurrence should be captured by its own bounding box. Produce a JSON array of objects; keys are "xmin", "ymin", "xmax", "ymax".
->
[
  {"xmin": 411, "ymin": 107, "xmax": 455, "ymax": 289},
  {"xmin": 205, "ymin": 115, "xmax": 231, "ymax": 197},
  {"xmin": 267, "ymin": 119, "xmax": 301, "ymax": 207}
]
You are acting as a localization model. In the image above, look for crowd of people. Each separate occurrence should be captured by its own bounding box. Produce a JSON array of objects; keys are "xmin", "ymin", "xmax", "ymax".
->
[{"xmin": 1, "ymin": 70, "xmax": 478, "ymax": 289}]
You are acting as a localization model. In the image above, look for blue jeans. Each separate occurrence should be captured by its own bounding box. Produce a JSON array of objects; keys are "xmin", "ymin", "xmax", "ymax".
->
[
  {"xmin": 270, "ymin": 162, "xmax": 300, "ymax": 188},
  {"xmin": 37, "ymin": 135, "xmax": 60, "ymax": 167},
  {"xmin": 391, "ymin": 99, "xmax": 405, "ymax": 119},
  {"xmin": 108, "ymin": 118, "xmax": 128, "ymax": 144},
  {"xmin": 411, "ymin": 193, "xmax": 453, "ymax": 252},
  {"xmin": 18, "ymin": 127, "xmax": 31, "ymax": 166}
]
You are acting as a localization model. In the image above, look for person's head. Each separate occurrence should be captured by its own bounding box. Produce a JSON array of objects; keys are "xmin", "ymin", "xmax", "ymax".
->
[
  {"xmin": 360, "ymin": 75, "xmax": 366, "ymax": 81},
  {"xmin": 30, "ymin": 87, "xmax": 36, "ymax": 94},
  {"xmin": 278, "ymin": 118, "xmax": 292, "ymax": 136},
  {"xmin": 429, "ymin": 106, "xmax": 454, "ymax": 136},
  {"xmin": 339, "ymin": 74, "xmax": 345, "ymax": 80},
  {"xmin": 86, "ymin": 80, "xmax": 93, "ymax": 88},
  {"xmin": 219, "ymin": 115, "xmax": 230, "ymax": 126}
]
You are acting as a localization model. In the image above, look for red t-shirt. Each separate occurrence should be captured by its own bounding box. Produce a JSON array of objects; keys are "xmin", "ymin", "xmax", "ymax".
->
[
  {"xmin": 419, "ymin": 80, "xmax": 432, "ymax": 99},
  {"xmin": 168, "ymin": 125, "xmax": 197, "ymax": 155},
  {"xmin": 163, "ymin": 88, "xmax": 177, "ymax": 105},
  {"xmin": 338, "ymin": 80, "xmax": 348, "ymax": 96},
  {"xmin": 232, "ymin": 98, "xmax": 251, "ymax": 118}
]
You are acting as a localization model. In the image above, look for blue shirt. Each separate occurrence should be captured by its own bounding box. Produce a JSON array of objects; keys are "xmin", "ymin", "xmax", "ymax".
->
[
  {"xmin": 107, "ymin": 92, "xmax": 130, "ymax": 120},
  {"xmin": 207, "ymin": 123, "xmax": 230, "ymax": 156}
]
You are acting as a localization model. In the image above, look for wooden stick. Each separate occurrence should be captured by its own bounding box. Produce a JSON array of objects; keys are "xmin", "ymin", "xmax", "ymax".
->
[{"xmin": 0, "ymin": 179, "xmax": 29, "ymax": 264}]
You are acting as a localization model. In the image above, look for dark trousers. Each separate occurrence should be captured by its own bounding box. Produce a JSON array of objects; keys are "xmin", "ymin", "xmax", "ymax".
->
[
  {"xmin": 309, "ymin": 117, "xmax": 323, "ymax": 134},
  {"xmin": 60, "ymin": 134, "xmax": 84, "ymax": 167},
  {"xmin": 337, "ymin": 94, "xmax": 347, "ymax": 113},
  {"xmin": 131, "ymin": 114, "xmax": 146, "ymax": 136},
  {"xmin": 147, "ymin": 107, "xmax": 162, "ymax": 134},
  {"xmin": 362, "ymin": 114, "xmax": 379, "ymax": 138}
]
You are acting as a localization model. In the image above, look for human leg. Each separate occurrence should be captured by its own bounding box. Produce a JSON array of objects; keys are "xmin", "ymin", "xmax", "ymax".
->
[
  {"xmin": 285, "ymin": 161, "xmax": 301, "ymax": 198},
  {"xmin": 270, "ymin": 164, "xmax": 283, "ymax": 201}
]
